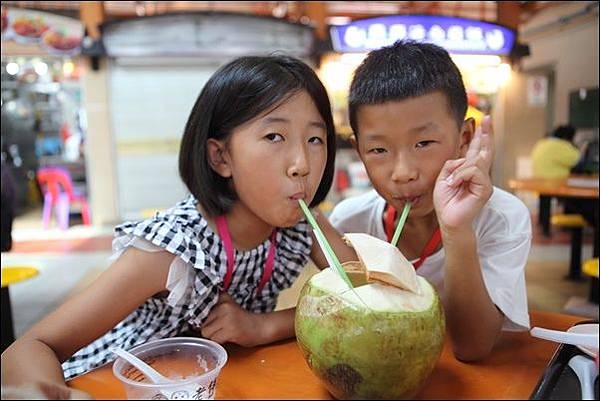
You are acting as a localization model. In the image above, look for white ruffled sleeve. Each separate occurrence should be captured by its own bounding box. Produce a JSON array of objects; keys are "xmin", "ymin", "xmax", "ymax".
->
[{"xmin": 109, "ymin": 235, "xmax": 196, "ymax": 308}]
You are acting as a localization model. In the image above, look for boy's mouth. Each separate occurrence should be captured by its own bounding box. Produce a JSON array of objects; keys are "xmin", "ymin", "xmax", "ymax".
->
[{"xmin": 392, "ymin": 195, "xmax": 422, "ymax": 206}]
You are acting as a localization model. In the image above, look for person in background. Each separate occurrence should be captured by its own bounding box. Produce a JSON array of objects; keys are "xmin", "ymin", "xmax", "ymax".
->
[
  {"xmin": 530, "ymin": 125, "xmax": 582, "ymax": 236},
  {"xmin": 531, "ymin": 125, "xmax": 598, "ymax": 236},
  {"xmin": 531, "ymin": 125, "xmax": 580, "ymax": 179},
  {"xmin": 1, "ymin": 157, "xmax": 16, "ymax": 253}
]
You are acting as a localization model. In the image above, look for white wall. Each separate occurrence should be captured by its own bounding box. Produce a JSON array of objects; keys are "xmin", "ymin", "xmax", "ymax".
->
[
  {"xmin": 520, "ymin": 1, "xmax": 599, "ymax": 126},
  {"xmin": 495, "ymin": 2, "xmax": 599, "ymax": 188},
  {"xmin": 108, "ymin": 59, "xmax": 221, "ymax": 220}
]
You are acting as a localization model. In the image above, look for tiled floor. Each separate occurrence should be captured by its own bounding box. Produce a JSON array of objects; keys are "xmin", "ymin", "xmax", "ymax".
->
[
  {"xmin": 2, "ymin": 250, "xmax": 112, "ymax": 336},
  {"xmin": 1, "ymin": 210, "xmax": 598, "ymax": 341}
]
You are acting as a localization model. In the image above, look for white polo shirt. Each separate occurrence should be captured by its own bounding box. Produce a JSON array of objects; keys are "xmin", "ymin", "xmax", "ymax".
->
[{"xmin": 329, "ymin": 187, "xmax": 532, "ymax": 331}]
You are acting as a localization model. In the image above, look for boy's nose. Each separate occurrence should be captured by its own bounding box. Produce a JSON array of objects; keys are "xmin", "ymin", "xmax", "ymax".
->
[{"xmin": 391, "ymin": 159, "xmax": 418, "ymax": 183}]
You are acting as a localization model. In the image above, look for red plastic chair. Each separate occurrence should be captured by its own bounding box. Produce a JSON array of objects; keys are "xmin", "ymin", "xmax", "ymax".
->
[{"xmin": 36, "ymin": 167, "xmax": 91, "ymax": 230}]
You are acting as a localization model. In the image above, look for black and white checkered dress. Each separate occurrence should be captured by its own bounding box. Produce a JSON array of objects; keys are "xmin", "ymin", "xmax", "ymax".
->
[{"xmin": 62, "ymin": 195, "xmax": 312, "ymax": 379}]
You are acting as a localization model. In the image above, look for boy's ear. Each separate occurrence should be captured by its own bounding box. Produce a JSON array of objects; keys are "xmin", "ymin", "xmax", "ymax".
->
[
  {"xmin": 207, "ymin": 138, "xmax": 232, "ymax": 178},
  {"xmin": 459, "ymin": 117, "xmax": 476, "ymax": 158}
]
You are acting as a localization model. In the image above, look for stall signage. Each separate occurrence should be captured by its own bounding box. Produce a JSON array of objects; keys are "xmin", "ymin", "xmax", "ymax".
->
[{"xmin": 330, "ymin": 15, "xmax": 515, "ymax": 55}]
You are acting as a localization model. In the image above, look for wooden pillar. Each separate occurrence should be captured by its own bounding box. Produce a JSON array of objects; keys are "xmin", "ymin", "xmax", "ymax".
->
[
  {"xmin": 497, "ymin": 1, "xmax": 521, "ymax": 30},
  {"xmin": 79, "ymin": 1, "xmax": 105, "ymax": 40},
  {"xmin": 305, "ymin": 1, "xmax": 327, "ymax": 40},
  {"xmin": 426, "ymin": 2, "xmax": 440, "ymax": 15}
]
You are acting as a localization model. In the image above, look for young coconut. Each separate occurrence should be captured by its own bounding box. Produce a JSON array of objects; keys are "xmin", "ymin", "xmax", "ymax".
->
[{"xmin": 295, "ymin": 233, "xmax": 445, "ymax": 399}]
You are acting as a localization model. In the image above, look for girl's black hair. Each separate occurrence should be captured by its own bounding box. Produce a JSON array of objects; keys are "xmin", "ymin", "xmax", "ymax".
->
[
  {"xmin": 179, "ymin": 55, "xmax": 336, "ymax": 216},
  {"xmin": 349, "ymin": 40, "xmax": 468, "ymax": 135}
]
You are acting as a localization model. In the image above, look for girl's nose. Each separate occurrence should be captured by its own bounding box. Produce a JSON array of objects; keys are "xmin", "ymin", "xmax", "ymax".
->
[{"xmin": 287, "ymin": 150, "xmax": 310, "ymax": 179}]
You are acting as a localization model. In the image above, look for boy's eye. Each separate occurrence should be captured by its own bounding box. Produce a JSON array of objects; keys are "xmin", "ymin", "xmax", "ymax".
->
[
  {"xmin": 265, "ymin": 133, "xmax": 284, "ymax": 142},
  {"xmin": 369, "ymin": 148, "xmax": 387, "ymax": 154},
  {"xmin": 308, "ymin": 136, "xmax": 324, "ymax": 145},
  {"xmin": 416, "ymin": 140, "xmax": 435, "ymax": 149}
]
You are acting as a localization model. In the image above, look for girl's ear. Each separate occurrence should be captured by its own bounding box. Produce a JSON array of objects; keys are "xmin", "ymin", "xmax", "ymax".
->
[
  {"xmin": 459, "ymin": 117, "xmax": 476, "ymax": 158},
  {"xmin": 349, "ymin": 134, "xmax": 364, "ymax": 160},
  {"xmin": 349, "ymin": 134, "xmax": 358, "ymax": 151},
  {"xmin": 207, "ymin": 138, "xmax": 232, "ymax": 178}
]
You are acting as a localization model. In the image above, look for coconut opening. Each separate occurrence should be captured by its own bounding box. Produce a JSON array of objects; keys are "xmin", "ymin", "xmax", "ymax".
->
[
  {"xmin": 342, "ymin": 261, "xmax": 370, "ymax": 288},
  {"xmin": 311, "ymin": 268, "xmax": 435, "ymax": 313},
  {"xmin": 342, "ymin": 233, "xmax": 420, "ymax": 294}
]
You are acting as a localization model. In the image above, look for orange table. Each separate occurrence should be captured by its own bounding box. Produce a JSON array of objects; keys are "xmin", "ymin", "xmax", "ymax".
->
[
  {"xmin": 68, "ymin": 310, "xmax": 588, "ymax": 399},
  {"xmin": 507, "ymin": 176, "xmax": 599, "ymax": 199}
]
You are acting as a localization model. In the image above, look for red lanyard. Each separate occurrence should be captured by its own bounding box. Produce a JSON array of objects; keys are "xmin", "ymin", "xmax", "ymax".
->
[
  {"xmin": 384, "ymin": 204, "xmax": 442, "ymax": 270},
  {"xmin": 215, "ymin": 215, "xmax": 276, "ymax": 298}
]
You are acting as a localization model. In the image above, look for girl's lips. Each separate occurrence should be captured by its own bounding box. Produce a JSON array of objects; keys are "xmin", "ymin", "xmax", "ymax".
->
[{"xmin": 290, "ymin": 192, "xmax": 307, "ymax": 201}]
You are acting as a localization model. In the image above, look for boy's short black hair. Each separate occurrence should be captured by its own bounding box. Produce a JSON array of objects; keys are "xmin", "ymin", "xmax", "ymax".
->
[
  {"xmin": 349, "ymin": 40, "xmax": 468, "ymax": 136},
  {"xmin": 179, "ymin": 55, "xmax": 336, "ymax": 217}
]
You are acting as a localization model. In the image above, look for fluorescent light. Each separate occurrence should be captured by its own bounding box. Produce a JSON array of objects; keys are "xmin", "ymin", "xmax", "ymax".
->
[
  {"xmin": 34, "ymin": 61, "xmax": 48, "ymax": 76},
  {"xmin": 6, "ymin": 62, "xmax": 20, "ymax": 75}
]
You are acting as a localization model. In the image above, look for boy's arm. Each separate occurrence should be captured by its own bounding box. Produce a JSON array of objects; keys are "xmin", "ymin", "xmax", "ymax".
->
[
  {"xmin": 441, "ymin": 227, "xmax": 504, "ymax": 361},
  {"xmin": 433, "ymin": 116, "xmax": 503, "ymax": 361},
  {"xmin": 1, "ymin": 247, "xmax": 173, "ymax": 389},
  {"xmin": 309, "ymin": 209, "xmax": 358, "ymax": 269}
]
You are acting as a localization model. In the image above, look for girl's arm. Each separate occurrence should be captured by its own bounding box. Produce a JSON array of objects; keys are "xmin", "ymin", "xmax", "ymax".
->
[
  {"xmin": 309, "ymin": 209, "xmax": 358, "ymax": 269},
  {"xmin": 200, "ymin": 293, "xmax": 296, "ymax": 347},
  {"xmin": 1, "ymin": 247, "xmax": 174, "ymax": 389}
]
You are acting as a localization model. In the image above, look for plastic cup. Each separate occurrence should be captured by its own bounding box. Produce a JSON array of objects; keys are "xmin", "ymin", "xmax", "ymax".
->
[{"xmin": 113, "ymin": 337, "xmax": 228, "ymax": 400}]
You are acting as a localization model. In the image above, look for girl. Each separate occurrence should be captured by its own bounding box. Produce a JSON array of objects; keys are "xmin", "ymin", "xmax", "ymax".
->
[{"xmin": 1, "ymin": 55, "xmax": 336, "ymax": 395}]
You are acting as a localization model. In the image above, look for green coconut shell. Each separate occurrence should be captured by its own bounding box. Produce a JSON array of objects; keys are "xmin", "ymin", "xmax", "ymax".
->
[{"xmin": 295, "ymin": 273, "xmax": 445, "ymax": 400}]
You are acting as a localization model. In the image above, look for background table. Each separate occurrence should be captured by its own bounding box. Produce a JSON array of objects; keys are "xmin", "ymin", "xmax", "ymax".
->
[
  {"xmin": 68, "ymin": 310, "xmax": 588, "ymax": 399},
  {"xmin": 507, "ymin": 176, "xmax": 599, "ymax": 237}
]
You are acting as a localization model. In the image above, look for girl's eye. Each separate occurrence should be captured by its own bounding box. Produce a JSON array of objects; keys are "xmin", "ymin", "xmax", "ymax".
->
[
  {"xmin": 369, "ymin": 148, "xmax": 387, "ymax": 154},
  {"xmin": 416, "ymin": 140, "xmax": 435, "ymax": 149},
  {"xmin": 265, "ymin": 133, "xmax": 284, "ymax": 142},
  {"xmin": 309, "ymin": 136, "xmax": 324, "ymax": 145}
]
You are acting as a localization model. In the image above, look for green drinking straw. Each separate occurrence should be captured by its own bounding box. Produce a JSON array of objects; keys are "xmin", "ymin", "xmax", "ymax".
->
[
  {"xmin": 298, "ymin": 199, "xmax": 353, "ymax": 289},
  {"xmin": 390, "ymin": 202, "xmax": 411, "ymax": 247}
]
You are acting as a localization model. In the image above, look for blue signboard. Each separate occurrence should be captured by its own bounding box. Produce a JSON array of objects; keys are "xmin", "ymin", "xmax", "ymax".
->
[{"xmin": 330, "ymin": 15, "xmax": 516, "ymax": 55}]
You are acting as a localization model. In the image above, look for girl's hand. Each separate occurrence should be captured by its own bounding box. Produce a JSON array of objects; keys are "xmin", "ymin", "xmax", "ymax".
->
[
  {"xmin": 1, "ymin": 382, "xmax": 92, "ymax": 400},
  {"xmin": 433, "ymin": 116, "xmax": 494, "ymax": 232},
  {"xmin": 201, "ymin": 292, "xmax": 266, "ymax": 347}
]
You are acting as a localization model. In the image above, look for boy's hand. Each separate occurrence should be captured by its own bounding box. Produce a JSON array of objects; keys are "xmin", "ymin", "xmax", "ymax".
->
[
  {"xmin": 433, "ymin": 116, "xmax": 494, "ymax": 231},
  {"xmin": 201, "ymin": 292, "xmax": 266, "ymax": 347}
]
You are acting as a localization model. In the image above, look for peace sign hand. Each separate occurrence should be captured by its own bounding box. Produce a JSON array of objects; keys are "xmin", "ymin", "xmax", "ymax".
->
[{"xmin": 433, "ymin": 116, "xmax": 495, "ymax": 231}]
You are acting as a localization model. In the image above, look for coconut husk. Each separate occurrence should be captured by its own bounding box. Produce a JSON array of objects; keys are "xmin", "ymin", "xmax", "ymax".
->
[{"xmin": 343, "ymin": 233, "xmax": 420, "ymax": 293}]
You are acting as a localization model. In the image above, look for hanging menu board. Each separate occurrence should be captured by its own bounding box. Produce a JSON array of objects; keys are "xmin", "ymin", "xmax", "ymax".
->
[{"xmin": 1, "ymin": 7, "xmax": 83, "ymax": 55}]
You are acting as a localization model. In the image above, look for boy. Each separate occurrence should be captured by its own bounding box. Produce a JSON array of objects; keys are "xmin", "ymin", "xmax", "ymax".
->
[{"xmin": 313, "ymin": 40, "xmax": 531, "ymax": 362}]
